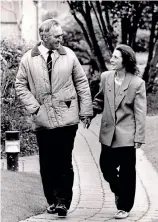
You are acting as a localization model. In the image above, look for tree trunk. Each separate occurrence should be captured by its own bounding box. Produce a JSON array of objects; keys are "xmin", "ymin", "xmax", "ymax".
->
[
  {"xmin": 95, "ymin": 1, "xmax": 114, "ymax": 53},
  {"xmin": 143, "ymin": 7, "xmax": 157, "ymax": 83},
  {"xmin": 129, "ymin": 3, "xmax": 145, "ymax": 50},
  {"xmin": 90, "ymin": 2, "xmax": 108, "ymax": 49},
  {"xmin": 129, "ymin": 14, "xmax": 139, "ymax": 49},
  {"xmin": 146, "ymin": 39, "xmax": 158, "ymax": 93},
  {"xmin": 121, "ymin": 17, "xmax": 129, "ymax": 44},
  {"xmin": 67, "ymin": 1, "xmax": 107, "ymax": 72},
  {"xmin": 83, "ymin": 2, "xmax": 107, "ymax": 72}
]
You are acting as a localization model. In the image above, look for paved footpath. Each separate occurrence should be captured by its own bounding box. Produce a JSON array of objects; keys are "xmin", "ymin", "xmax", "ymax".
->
[{"xmin": 2, "ymin": 115, "xmax": 158, "ymax": 222}]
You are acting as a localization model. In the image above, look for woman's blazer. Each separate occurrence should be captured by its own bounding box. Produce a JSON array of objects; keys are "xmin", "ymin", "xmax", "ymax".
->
[{"xmin": 93, "ymin": 71, "xmax": 146, "ymax": 147}]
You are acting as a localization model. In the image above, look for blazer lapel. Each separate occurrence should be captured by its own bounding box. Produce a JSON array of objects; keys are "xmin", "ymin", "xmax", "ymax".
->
[
  {"xmin": 115, "ymin": 72, "xmax": 133, "ymax": 111},
  {"xmin": 106, "ymin": 71, "xmax": 115, "ymax": 121}
]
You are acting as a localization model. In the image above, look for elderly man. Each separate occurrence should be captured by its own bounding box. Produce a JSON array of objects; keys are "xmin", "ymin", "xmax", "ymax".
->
[{"xmin": 15, "ymin": 19, "xmax": 93, "ymax": 217}]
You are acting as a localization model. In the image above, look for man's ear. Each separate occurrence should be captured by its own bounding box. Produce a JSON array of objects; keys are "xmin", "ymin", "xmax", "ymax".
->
[{"xmin": 42, "ymin": 34, "xmax": 47, "ymax": 42}]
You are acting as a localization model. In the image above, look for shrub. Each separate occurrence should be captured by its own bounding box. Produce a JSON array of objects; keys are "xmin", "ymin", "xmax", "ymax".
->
[
  {"xmin": 135, "ymin": 29, "xmax": 150, "ymax": 52},
  {"xmin": 1, "ymin": 39, "xmax": 38, "ymax": 158},
  {"xmin": 61, "ymin": 15, "xmax": 91, "ymax": 65},
  {"xmin": 147, "ymin": 91, "xmax": 158, "ymax": 115}
]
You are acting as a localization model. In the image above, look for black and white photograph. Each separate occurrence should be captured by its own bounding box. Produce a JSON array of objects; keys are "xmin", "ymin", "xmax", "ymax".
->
[{"xmin": 1, "ymin": 1, "xmax": 158, "ymax": 222}]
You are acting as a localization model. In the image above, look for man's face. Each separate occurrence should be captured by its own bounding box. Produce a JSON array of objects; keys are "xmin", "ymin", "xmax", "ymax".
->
[
  {"xmin": 46, "ymin": 26, "xmax": 63, "ymax": 50},
  {"xmin": 110, "ymin": 49, "xmax": 123, "ymax": 70}
]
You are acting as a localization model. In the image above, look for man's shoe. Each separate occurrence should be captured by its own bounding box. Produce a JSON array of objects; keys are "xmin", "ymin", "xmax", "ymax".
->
[
  {"xmin": 114, "ymin": 210, "xmax": 129, "ymax": 219},
  {"xmin": 56, "ymin": 203, "xmax": 67, "ymax": 217},
  {"xmin": 47, "ymin": 204, "xmax": 57, "ymax": 214}
]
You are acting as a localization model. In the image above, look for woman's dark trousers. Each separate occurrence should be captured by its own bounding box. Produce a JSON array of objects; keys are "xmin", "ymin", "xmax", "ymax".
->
[
  {"xmin": 36, "ymin": 124, "xmax": 78, "ymax": 209},
  {"xmin": 100, "ymin": 145, "xmax": 136, "ymax": 212}
]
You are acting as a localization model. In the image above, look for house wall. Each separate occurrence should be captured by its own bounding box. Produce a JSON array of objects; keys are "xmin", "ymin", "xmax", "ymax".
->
[
  {"xmin": 21, "ymin": 0, "xmax": 38, "ymax": 43},
  {"xmin": 1, "ymin": 1, "xmax": 22, "ymax": 40},
  {"xmin": 1, "ymin": 0, "xmax": 70, "ymax": 42}
]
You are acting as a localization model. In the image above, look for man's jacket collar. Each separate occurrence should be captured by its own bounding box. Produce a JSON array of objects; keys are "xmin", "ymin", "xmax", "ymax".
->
[{"xmin": 31, "ymin": 42, "xmax": 67, "ymax": 57}]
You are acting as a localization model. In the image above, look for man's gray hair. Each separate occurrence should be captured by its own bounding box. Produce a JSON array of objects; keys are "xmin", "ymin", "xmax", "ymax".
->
[{"xmin": 39, "ymin": 19, "xmax": 61, "ymax": 39}]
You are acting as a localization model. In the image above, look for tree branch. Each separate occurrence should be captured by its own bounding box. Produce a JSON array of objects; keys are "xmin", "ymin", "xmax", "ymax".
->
[
  {"xmin": 67, "ymin": 1, "xmax": 92, "ymax": 49},
  {"xmin": 84, "ymin": 1, "xmax": 107, "ymax": 71},
  {"xmin": 143, "ymin": 4, "xmax": 157, "ymax": 83},
  {"xmin": 90, "ymin": 1, "xmax": 112, "ymax": 55},
  {"xmin": 96, "ymin": 1, "xmax": 114, "ymax": 53},
  {"xmin": 129, "ymin": 2, "xmax": 145, "ymax": 49}
]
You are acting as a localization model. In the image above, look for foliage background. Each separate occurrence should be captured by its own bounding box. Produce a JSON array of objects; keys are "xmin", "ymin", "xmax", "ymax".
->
[
  {"xmin": 1, "ymin": 0, "xmax": 158, "ymax": 157},
  {"xmin": 1, "ymin": 40, "xmax": 38, "ymax": 157}
]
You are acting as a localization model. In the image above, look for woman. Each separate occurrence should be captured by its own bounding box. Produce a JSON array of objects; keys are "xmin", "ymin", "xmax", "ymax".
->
[{"xmin": 93, "ymin": 44, "xmax": 146, "ymax": 219}]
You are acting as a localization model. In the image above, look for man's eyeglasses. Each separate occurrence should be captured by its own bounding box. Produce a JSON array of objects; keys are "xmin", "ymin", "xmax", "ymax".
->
[
  {"xmin": 54, "ymin": 34, "xmax": 63, "ymax": 39},
  {"xmin": 47, "ymin": 33, "xmax": 63, "ymax": 39}
]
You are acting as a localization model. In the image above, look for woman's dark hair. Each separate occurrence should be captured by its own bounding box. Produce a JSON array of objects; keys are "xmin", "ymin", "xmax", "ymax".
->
[{"xmin": 116, "ymin": 44, "xmax": 140, "ymax": 75}]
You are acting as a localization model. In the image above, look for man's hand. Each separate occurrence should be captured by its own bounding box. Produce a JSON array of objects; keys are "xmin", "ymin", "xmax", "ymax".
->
[
  {"xmin": 80, "ymin": 116, "xmax": 92, "ymax": 129},
  {"xmin": 134, "ymin": 142, "xmax": 142, "ymax": 149}
]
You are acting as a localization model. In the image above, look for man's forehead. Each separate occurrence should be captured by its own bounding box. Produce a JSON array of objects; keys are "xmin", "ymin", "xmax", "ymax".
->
[{"xmin": 49, "ymin": 26, "xmax": 63, "ymax": 35}]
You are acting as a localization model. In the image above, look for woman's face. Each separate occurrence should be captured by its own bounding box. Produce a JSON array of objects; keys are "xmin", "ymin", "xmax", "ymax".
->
[{"xmin": 110, "ymin": 49, "xmax": 123, "ymax": 71}]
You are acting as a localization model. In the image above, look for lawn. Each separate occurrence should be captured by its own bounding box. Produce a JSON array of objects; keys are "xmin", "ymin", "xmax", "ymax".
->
[
  {"xmin": 142, "ymin": 115, "xmax": 158, "ymax": 172},
  {"xmin": 1, "ymin": 170, "xmax": 47, "ymax": 222}
]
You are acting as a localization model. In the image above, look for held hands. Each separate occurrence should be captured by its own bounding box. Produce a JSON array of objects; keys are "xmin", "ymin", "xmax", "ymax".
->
[
  {"xmin": 134, "ymin": 142, "xmax": 142, "ymax": 149},
  {"xmin": 80, "ymin": 116, "xmax": 92, "ymax": 129}
]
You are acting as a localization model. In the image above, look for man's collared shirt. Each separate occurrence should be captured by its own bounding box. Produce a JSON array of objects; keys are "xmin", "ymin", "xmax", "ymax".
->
[{"xmin": 38, "ymin": 43, "xmax": 55, "ymax": 62}]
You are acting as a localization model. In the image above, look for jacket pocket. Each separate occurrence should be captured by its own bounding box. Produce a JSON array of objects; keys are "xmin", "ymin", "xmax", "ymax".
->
[
  {"xmin": 60, "ymin": 98, "xmax": 79, "ymax": 124},
  {"xmin": 33, "ymin": 104, "xmax": 50, "ymax": 128},
  {"xmin": 65, "ymin": 100, "xmax": 71, "ymax": 108}
]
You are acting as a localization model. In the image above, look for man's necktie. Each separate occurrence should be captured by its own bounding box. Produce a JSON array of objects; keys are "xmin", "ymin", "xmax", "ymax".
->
[{"xmin": 47, "ymin": 50, "xmax": 53, "ymax": 83}]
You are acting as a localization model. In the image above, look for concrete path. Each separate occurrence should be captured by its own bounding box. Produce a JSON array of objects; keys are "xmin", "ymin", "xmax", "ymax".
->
[{"xmin": 2, "ymin": 115, "xmax": 158, "ymax": 222}]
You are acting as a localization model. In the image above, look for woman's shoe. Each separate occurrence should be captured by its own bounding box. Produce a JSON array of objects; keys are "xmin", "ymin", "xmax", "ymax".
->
[{"xmin": 114, "ymin": 210, "xmax": 129, "ymax": 219}]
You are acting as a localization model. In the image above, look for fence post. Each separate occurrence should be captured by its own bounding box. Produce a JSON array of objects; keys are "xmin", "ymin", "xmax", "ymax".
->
[{"xmin": 5, "ymin": 131, "xmax": 20, "ymax": 171}]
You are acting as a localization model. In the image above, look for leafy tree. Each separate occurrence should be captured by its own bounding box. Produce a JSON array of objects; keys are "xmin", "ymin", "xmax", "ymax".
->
[
  {"xmin": 107, "ymin": 1, "xmax": 158, "ymax": 87},
  {"xmin": 67, "ymin": 0, "xmax": 158, "ymax": 93},
  {"xmin": 142, "ymin": 3, "xmax": 158, "ymax": 84},
  {"xmin": 67, "ymin": 1, "xmax": 115, "ymax": 72}
]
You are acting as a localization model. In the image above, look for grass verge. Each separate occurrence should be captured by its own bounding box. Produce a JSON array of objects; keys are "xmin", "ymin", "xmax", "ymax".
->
[
  {"xmin": 1, "ymin": 170, "xmax": 47, "ymax": 222},
  {"xmin": 142, "ymin": 115, "xmax": 158, "ymax": 172}
]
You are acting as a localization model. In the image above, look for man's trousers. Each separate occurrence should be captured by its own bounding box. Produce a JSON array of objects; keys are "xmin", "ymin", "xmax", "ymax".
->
[
  {"xmin": 36, "ymin": 124, "xmax": 78, "ymax": 209},
  {"xmin": 100, "ymin": 145, "xmax": 136, "ymax": 212}
]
